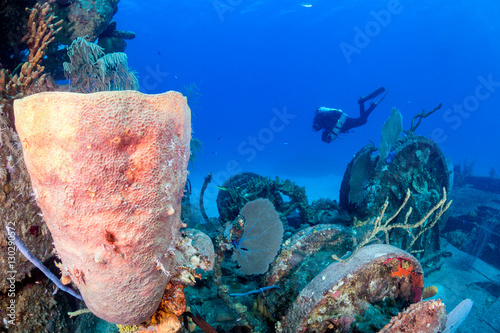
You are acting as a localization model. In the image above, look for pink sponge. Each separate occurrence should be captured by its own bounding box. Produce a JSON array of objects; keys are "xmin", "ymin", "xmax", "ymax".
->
[{"xmin": 14, "ymin": 90, "xmax": 191, "ymax": 325}]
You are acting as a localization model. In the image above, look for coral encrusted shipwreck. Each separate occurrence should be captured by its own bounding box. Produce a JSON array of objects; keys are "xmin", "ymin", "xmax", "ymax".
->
[{"xmin": 201, "ymin": 105, "xmax": 470, "ymax": 333}]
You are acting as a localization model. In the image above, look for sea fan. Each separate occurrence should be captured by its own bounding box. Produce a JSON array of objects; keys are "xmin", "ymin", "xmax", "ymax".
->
[
  {"xmin": 443, "ymin": 299, "xmax": 473, "ymax": 333},
  {"xmin": 349, "ymin": 151, "xmax": 373, "ymax": 204},
  {"xmin": 232, "ymin": 198, "xmax": 284, "ymax": 275},
  {"xmin": 376, "ymin": 107, "xmax": 403, "ymax": 170}
]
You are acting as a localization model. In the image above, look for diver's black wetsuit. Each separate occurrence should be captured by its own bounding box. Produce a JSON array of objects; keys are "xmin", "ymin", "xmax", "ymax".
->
[{"xmin": 312, "ymin": 87, "xmax": 387, "ymax": 143}]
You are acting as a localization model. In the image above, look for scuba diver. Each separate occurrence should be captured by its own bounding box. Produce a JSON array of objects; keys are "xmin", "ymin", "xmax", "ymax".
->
[{"xmin": 312, "ymin": 87, "xmax": 387, "ymax": 143}]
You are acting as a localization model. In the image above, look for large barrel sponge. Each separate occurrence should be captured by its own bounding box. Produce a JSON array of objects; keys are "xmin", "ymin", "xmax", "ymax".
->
[{"xmin": 14, "ymin": 90, "xmax": 191, "ymax": 325}]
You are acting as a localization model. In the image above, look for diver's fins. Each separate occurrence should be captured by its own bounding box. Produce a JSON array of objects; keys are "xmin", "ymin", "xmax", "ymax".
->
[
  {"xmin": 358, "ymin": 87, "xmax": 386, "ymax": 104},
  {"xmin": 371, "ymin": 88, "xmax": 387, "ymax": 107}
]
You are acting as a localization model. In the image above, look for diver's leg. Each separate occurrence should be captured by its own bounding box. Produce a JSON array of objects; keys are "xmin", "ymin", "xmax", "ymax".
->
[{"xmin": 359, "ymin": 87, "xmax": 387, "ymax": 117}]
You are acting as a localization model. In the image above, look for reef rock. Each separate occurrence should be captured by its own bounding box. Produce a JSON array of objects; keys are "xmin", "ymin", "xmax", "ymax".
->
[
  {"xmin": 54, "ymin": 0, "xmax": 120, "ymax": 45},
  {"xmin": 14, "ymin": 90, "xmax": 191, "ymax": 325},
  {"xmin": 379, "ymin": 299, "xmax": 446, "ymax": 333}
]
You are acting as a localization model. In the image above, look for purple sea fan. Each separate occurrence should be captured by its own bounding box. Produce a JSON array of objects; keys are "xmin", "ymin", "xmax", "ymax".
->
[{"xmin": 232, "ymin": 198, "xmax": 284, "ymax": 275}]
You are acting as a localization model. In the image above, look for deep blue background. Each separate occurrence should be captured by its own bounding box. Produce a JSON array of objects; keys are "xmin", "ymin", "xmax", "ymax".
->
[{"xmin": 114, "ymin": 0, "xmax": 500, "ymax": 200}]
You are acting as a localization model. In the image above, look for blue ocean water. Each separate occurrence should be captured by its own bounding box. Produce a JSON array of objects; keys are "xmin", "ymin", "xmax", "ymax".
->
[{"xmin": 115, "ymin": 0, "xmax": 500, "ymax": 184}]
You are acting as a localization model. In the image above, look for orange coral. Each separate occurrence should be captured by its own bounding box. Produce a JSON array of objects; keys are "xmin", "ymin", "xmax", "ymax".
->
[
  {"xmin": 390, "ymin": 262, "xmax": 413, "ymax": 278},
  {"xmin": 23, "ymin": 3, "xmax": 62, "ymax": 69},
  {"xmin": 390, "ymin": 258, "xmax": 423, "ymax": 302},
  {"xmin": 135, "ymin": 282, "xmax": 187, "ymax": 333},
  {"xmin": 158, "ymin": 282, "xmax": 187, "ymax": 317},
  {"xmin": 0, "ymin": 3, "xmax": 62, "ymax": 125},
  {"xmin": 391, "ymin": 260, "xmax": 423, "ymax": 286},
  {"xmin": 154, "ymin": 314, "xmax": 182, "ymax": 333}
]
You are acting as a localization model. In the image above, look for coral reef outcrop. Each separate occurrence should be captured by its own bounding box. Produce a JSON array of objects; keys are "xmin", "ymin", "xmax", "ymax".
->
[
  {"xmin": 97, "ymin": 21, "xmax": 136, "ymax": 53},
  {"xmin": 53, "ymin": 0, "xmax": 120, "ymax": 45}
]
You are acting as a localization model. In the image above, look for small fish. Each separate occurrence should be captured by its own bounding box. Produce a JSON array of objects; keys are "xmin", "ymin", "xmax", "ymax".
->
[
  {"xmin": 218, "ymin": 136, "xmax": 221, "ymax": 141},
  {"xmin": 216, "ymin": 186, "xmax": 229, "ymax": 191},
  {"xmin": 212, "ymin": 151, "xmax": 218, "ymax": 155},
  {"xmin": 283, "ymin": 141, "xmax": 289, "ymax": 145},
  {"xmin": 301, "ymin": 3, "xmax": 313, "ymax": 8},
  {"xmin": 174, "ymin": 75, "xmax": 179, "ymax": 79},
  {"xmin": 155, "ymin": 49, "xmax": 161, "ymax": 56}
]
